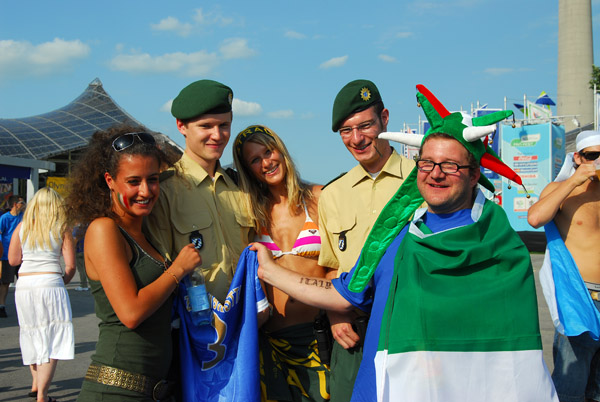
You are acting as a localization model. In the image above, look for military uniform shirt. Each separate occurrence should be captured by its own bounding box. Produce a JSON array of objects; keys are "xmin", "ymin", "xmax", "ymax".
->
[
  {"xmin": 318, "ymin": 149, "xmax": 415, "ymax": 274},
  {"xmin": 145, "ymin": 153, "xmax": 253, "ymax": 302}
]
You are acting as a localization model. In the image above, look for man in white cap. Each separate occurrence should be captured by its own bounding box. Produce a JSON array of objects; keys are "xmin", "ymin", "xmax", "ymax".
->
[{"xmin": 528, "ymin": 130, "xmax": 600, "ymax": 402}]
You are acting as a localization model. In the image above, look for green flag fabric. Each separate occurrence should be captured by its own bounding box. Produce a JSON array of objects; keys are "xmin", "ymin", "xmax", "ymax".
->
[{"xmin": 371, "ymin": 194, "xmax": 557, "ymax": 401}]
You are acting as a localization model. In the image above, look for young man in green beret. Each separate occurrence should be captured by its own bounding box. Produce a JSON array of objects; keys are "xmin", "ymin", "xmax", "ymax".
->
[
  {"xmin": 318, "ymin": 79, "xmax": 416, "ymax": 401},
  {"xmin": 146, "ymin": 79, "xmax": 253, "ymax": 306}
]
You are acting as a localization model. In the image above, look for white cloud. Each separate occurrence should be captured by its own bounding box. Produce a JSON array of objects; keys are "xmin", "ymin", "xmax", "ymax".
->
[
  {"xmin": 193, "ymin": 8, "xmax": 233, "ymax": 26},
  {"xmin": 484, "ymin": 67, "xmax": 514, "ymax": 76},
  {"xmin": 233, "ymin": 98, "xmax": 263, "ymax": 116},
  {"xmin": 109, "ymin": 50, "xmax": 219, "ymax": 76},
  {"xmin": 193, "ymin": 8, "xmax": 207, "ymax": 24},
  {"xmin": 285, "ymin": 30, "xmax": 306, "ymax": 39},
  {"xmin": 219, "ymin": 38, "xmax": 256, "ymax": 60},
  {"xmin": 151, "ymin": 16, "xmax": 193, "ymax": 37},
  {"xmin": 319, "ymin": 55, "xmax": 348, "ymax": 69},
  {"xmin": 109, "ymin": 37, "xmax": 256, "ymax": 76},
  {"xmin": 378, "ymin": 54, "xmax": 397, "ymax": 63},
  {"xmin": 0, "ymin": 38, "xmax": 90, "ymax": 77},
  {"xmin": 395, "ymin": 32, "xmax": 414, "ymax": 39},
  {"xmin": 267, "ymin": 110, "xmax": 294, "ymax": 119},
  {"xmin": 161, "ymin": 99, "xmax": 173, "ymax": 113}
]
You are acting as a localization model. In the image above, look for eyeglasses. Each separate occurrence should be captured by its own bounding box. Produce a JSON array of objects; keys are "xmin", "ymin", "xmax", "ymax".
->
[
  {"xmin": 339, "ymin": 120, "xmax": 376, "ymax": 137},
  {"xmin": 111, "ymin": 132, "xmax": 156, "ymax": 152},
  {"xmin": 416, "ymin": 159, "xmax": 472, "ymax": 174},
  {"xmin": 579, "ymin": 151, "xmax": 600, "ymax": 161}
]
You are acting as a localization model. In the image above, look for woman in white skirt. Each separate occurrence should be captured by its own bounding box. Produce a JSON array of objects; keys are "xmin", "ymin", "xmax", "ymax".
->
[{"xmin": 8, "ymin": 187, "xmax": 76, "ymax": 402}]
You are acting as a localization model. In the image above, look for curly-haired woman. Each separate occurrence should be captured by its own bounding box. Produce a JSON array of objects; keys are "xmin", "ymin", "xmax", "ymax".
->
[{"xmin": 64, "ymin": 125, "xmax": 200, "ymax": 401}]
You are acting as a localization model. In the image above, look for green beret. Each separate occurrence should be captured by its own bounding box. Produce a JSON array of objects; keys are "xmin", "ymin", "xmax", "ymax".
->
[
  {"xmin": 171, "ymin": 79, "xmax": 233, "ymax": 120},
  {"xmin": 332, "ymin": 79, "xmax": 382, "ymax": 132}
]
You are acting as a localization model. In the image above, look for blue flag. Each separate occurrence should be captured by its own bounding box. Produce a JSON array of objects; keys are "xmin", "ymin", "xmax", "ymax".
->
[
  {"xmin": 175, "ymin": 247, "xmax": 268, "ymax": 401},
  {"xmin": 540, "ymin": 221, "xmax": 600, "ymax": 339}
]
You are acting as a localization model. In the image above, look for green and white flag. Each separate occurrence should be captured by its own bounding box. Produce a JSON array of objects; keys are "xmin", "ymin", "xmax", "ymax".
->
[{"xmin": 372, "ymin": 197, "xmax": 557, "ymax": 401}]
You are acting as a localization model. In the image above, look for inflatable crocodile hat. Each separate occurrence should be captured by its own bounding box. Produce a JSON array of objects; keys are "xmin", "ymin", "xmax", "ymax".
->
[
  {"xmin": 346, "ymin": 84, "xmax": 524, "ymax": 293},
  {"xmin": 379, "ymin": 84, "xmax": 523, "ymax": 192}
]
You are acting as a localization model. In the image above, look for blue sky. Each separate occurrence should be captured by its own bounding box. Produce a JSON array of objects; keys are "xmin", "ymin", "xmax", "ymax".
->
[{"xmin": 1, "ymin": 1, "xmax": 599, "ymax": 184}]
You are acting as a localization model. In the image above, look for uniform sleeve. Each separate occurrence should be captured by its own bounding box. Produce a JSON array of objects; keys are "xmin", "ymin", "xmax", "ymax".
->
[
  {"xmin": 144, "ymin": 188, "xmax": 175, "ymax": 261},
  {"xmin": 317, "ymin": 190, "xmax": 340, "ymax": 270}
]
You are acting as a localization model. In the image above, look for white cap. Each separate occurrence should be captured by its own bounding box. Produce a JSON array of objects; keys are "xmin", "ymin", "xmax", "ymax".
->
[{"xmin": 576, "ymin": 130, "xmax": 600, "ymax": 152}]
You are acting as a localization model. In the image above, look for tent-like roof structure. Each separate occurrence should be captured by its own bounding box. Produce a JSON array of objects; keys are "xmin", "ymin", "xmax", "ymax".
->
[{"xmin": 0, "ymin": 78, "xmax": 180, "ymax": 160}]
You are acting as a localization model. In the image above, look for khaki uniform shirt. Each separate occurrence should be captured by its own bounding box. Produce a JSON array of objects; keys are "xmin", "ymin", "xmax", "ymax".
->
[
  {"xmin": 318, "ymin": 149, "xmax": 415, "ymax": 274},
  {"xmin": 145, "ymin": 153, "xmax": 253, "ymax": 302}
]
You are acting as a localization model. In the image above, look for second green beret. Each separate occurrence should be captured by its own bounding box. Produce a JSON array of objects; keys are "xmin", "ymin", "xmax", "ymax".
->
[
  {"xmin": 332, "ymin": 79, "xmax": 382, "ymax": 132},
  {"xmin": 171, "ymin": 79, "xmax": 233, "ymax": 120}
]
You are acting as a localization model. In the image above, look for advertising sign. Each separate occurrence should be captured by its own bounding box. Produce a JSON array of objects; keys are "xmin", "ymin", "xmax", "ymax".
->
[
  {"xmin": 474, "ymin": 108, "xmax": 502, "ymax": 181},
  {"xmin": 46, "ymin": 176, "xmax": 69, "ymax": 197},
  {"xmin": 500, "ymin": 123, "xmax": 565, "ymax": 232}
]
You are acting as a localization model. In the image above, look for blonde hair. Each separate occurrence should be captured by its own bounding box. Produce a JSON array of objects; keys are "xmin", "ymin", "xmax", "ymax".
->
[
  {"xmin": 21, "ymin": 187, "xmax": 66, "ymax": 250},
  {"xmin": 233, "ymin": 125, "xmax": 312, "ymax": 232}
]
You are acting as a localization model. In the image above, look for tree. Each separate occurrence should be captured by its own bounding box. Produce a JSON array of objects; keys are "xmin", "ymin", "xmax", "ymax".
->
[{"xmin": 589, "ymin": 65, "xmax": 600, "ymax": 89}]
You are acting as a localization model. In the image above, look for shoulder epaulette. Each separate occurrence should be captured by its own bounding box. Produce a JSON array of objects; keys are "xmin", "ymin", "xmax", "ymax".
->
[
  {"xmin": 159, "ymin": 169, "xmax": 175, "ymax": 182},
  {"xmin": 225, "ymin": 167, "xmax": 240, "ymax": 186},
  {"xmin": 321, "ymin": 171, "xmax": 347, "ymax": 191}
]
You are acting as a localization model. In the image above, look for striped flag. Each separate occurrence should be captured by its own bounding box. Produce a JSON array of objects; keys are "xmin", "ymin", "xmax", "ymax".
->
[
  {"xmin": 527, "ymin": 100, "xmax": 552, "ymax": 119},
  {"xmin": 373, "ymin": 199, "xmax": 557, "ymax": 401},
  {"xmin": 539, "ymin": 220, "xmax": 600, "ymax": 339},
  {"xmin": 535, "ymin": 91, "xmax": 556, "ymax": 107}
]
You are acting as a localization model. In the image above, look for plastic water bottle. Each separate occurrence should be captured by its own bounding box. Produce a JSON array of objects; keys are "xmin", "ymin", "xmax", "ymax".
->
[{"xmin": 185, "ymin": 271, "xmax": 212, "ymax": 326}]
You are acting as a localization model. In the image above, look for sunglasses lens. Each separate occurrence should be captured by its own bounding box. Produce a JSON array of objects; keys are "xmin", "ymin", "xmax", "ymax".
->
[
  {"xmin": 137, "ymin": 132, "xmax": 156, "ymax": 145},
  {"xmin": 583, "ymin": 152, "xmax": 600, "ymax": 160},
  {"xmin": 112, "ymin": 136, "xmax": 134, "ymax": 151},
  {"xmin": 112, "ymin": 132, "xmax": 156, "ymax": 151}
]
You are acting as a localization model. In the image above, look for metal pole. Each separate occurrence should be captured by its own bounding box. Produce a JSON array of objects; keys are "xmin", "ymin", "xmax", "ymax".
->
[{"xmin": 595, "ymin": 83, "xmax": 598, "ymax": 130}]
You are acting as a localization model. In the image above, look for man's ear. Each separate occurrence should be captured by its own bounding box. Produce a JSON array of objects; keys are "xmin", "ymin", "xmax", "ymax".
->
[
  {"xmin": 380, "ymin": 108, "xmax": 390, "ymax": 132},
  {"xmin": 176, "ymin": 119, "xmax": 187, "ymax": 137}
]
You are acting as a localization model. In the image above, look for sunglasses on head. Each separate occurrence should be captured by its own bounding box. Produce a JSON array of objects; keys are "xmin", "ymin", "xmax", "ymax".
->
[
  {"xmin": 579, "ymin": 150, "xmax": 600, "ymax": 161},
  {"xmin": 112, "ymin": 132, "xmax": 156, "ymax": 152}
]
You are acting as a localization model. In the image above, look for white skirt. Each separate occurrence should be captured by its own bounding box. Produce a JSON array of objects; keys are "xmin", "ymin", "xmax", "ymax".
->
[{"xmin": 15, "ymin": 274, "xmax": 74, "ymax": 365}]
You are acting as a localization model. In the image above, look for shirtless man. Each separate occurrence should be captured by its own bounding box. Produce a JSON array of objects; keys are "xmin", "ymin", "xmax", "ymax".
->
[{"xmin": 528, "ymin": 130, "xmax": 600, "ymax": 402}]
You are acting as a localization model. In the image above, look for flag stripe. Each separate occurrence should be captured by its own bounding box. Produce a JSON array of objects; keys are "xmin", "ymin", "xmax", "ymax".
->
[
  {"xmin": 380, "ymin": 200, "xmax": 541, "ymax": 354},
  {"xmin": 375, "ymin": 350, "xmax": 557, "ymax": 402}
]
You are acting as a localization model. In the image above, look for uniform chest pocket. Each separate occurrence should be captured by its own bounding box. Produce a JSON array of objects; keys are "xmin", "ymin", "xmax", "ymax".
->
[
  {"xmin": 327, "ymin": 215, "xmax": 356, "ymax": 252},
  {"xmin": 171, "ymin": 210, "xmax": 213, "ymax": 235},
  {"xmin": 232, "ymin": 205, "xmax": 253, "ymax": 230},
  {"xmin": 171, "ymin": 210, "xmax": 214, "ymax": 260}
]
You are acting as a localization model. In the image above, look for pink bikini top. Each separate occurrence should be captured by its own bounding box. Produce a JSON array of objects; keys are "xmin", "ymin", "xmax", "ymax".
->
[{"xmin": 255, "ymin": 203, "xmax": 321, "ymax": 259}]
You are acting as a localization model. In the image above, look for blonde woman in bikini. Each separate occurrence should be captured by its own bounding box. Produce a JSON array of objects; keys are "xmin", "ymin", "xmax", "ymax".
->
[{"xmin": 233, "ymin": 125, "xmax": 330, "ymax": 402}]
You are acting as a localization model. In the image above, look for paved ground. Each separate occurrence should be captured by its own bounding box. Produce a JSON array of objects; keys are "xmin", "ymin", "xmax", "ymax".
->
[
  {"xmin": 0, "ymin": 279, "xmax": 98, "ymax": 402},
  {"xmin": 0, "ymin": 254, "xmax": 555, "ymax": 401}
]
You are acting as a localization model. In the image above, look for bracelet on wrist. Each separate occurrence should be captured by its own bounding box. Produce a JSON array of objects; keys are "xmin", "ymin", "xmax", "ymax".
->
[{"xmin": 164, "ymin": 270, "xmax": 179, "ymax": 286}]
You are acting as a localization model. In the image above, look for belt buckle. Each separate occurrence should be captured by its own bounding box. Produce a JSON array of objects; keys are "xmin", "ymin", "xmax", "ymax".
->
[
  {"xmin": 590, "ymin": 290, "xmax": 600, "ymax": 302},
  {"xmin": 152, "ymin": 379, "xmax": 170, "ymax": 401}
]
